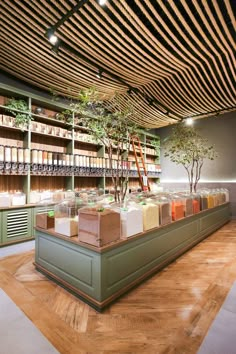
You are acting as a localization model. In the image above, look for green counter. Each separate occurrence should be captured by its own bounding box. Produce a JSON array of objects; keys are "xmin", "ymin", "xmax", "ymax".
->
[{"xmin": 35, "ymin": 203, "xmax": 230, "ymax": 311}]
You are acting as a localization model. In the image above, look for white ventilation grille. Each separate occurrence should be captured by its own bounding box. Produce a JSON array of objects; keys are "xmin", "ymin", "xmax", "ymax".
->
[{"xmin": 7, "ymin": 210, "xmax": 29, "ymax": 238}]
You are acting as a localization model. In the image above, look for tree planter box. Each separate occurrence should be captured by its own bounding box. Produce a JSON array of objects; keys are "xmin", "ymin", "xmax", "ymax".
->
[
  {"xmin": 36, "ymin": 213, "xmax": 54, "ymax": 229},
  {"xmin": 35, "ymin": 203, "xmax": 230, "ymax": 311},
  {"xmin": 78, "ymin": 208, "xmax": 120, "ymax": 247}
]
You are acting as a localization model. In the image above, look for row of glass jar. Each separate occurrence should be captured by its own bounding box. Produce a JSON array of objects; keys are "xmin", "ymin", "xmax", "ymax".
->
[
  {"xmin": 0, "ymin": 145, "xmax": 30, "ymax": 163},
  {"xmin": 0, "ymin": 192, "xmax": 26, "ymax": 207},
  {"xmin": 36, "ymin": 188, "xmax": 229, "ymax": 246},
  {"xmin": 0, "ymin": 145, "xmax": 160, "ymax": 172}
]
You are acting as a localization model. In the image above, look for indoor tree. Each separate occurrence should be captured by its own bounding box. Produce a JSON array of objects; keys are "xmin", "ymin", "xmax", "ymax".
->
[
  {"xmin": 58, "ymin": 88, "xmax": 140, "ymax": 202},
  {"xmin": 163, "ymin": 121, "xmax": 217, "ymax": 193}
]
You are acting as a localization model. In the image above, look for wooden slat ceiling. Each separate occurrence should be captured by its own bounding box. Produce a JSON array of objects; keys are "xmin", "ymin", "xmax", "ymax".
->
[{"xmin": 0, "ymin": 0, "xmax": 235, "ymax": 128}]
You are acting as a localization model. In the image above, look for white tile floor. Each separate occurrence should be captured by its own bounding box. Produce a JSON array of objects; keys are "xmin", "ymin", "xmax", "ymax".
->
[
  {"xmin": 0, "ymin": 289, "xmax": 59, "ymax": 354},
  {"xmin": 197, "ymin": 282, "xmax": 236, "ymax": 354},
  {"xmin": 0, "ymin": 240, "xmax": 35, "ymax": 259}
]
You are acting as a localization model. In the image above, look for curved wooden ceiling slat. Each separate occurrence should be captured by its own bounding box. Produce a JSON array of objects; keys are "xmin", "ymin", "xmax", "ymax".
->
[
  {"xmin": 183, "ymin": 0, "xmax": 235, "ymax": 93},
  {"xmin": 158, "ymin": 1, "xmax": 235, "ymax": 106},
  {"xmin": 134, "ymin": 0, "xmax": 234, "ymax": 109},
  {"xmin": 0, "ymin": 0, "xmax": 235, "ymax": 128}
]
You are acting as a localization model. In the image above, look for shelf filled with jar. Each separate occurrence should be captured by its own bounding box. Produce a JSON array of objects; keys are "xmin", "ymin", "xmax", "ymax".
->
[{"xmin": 0, "ymin": 85, "xmax": 161, "ymax": 204}]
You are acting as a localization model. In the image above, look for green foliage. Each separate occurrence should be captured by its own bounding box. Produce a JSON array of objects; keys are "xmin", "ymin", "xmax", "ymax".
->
[
  {"xmin": 49, "ymin": 86, "xmax": 148, "ymax": 201},
  {"xmin": 150, "ymin": 137, "xmax": 160, "ymax": 160},
  {"xmin": 76, "ymin": 93, "xmax": 139, "ymax": 202},
  {"xmin": 6, "ymin": 98, "xmax": 31, "ymax": 130},
  {"xmin": 163, "ymin": 122, "xmax": 217, "ymax": 192}
]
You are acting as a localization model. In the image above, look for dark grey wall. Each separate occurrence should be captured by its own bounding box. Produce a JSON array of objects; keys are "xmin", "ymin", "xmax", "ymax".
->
[
  {"xmin": 156, "ymin": 111, "xmax": 236, "ymax": 217},
  {"xmin": 157, "ymin": 111, "xmax": 236, "ymax": 182}
]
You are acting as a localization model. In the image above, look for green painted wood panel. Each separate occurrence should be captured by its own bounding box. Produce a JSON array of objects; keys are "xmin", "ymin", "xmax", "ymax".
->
[
  {"xmin": 200, "ymin": 205, "xmax": 230, "ymax": 232},
  {"xmin": 0, "ymin": 213, "xmax": 2, "ymax": 243},
  {"xmin": 35, "ymin": 232, "xmax": 101, "ymax": 300},
  {"xmin": 35, "ymin": 203, "xmax": 231, "ymax": 307},
  {"xmin": 104, "ymin": 220, "xmax": 199, "ymax": 289}
]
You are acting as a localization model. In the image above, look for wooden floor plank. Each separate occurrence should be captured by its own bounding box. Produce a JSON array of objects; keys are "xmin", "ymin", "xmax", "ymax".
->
[{"xmin": 0, "ymin": 220, "xmax": 236, "ymax": 353}]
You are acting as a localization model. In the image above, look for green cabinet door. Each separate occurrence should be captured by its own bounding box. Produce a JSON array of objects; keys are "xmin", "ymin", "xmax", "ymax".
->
[
  {"xmin": 1, "ymin": 208, "xmax": 34, "ymax": 244},
  {"xmin": 0, "ymin": 212, "xmax": 2, "ymax": 243}
]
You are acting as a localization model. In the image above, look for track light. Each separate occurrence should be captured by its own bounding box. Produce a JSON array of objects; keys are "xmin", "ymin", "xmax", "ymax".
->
[
  {"xmin": 127, "ymin": 87, "xmax": 139, "ymax": 95},
  {"xmin": 96, "ymin": 68, "xmax": 103, "ymax": 79},
  {"xmin": 98, "ymin": 0, "xmax": 107, "ymax": 5},
  {"xmin": 45, "ymin": 27, "xmax": 59, "ymax": 45},
  {"xmin": 51, "ymin": 44, "xmax": 60, "ymax": 54},
  {"xmin": 49, "ymin": 34, "xmax": 58, "ymax": 45}
]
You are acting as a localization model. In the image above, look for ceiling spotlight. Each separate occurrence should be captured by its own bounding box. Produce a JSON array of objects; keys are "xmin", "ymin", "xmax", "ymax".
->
[
  {"xmin": 185, "ymin": 117, "xmax": 193, "ymax": 125},
  {"xmin": 99, "ymin": 0, "xmax": 107, "ymax": 5},
  {"xmin": 49, "ymin": 34, "xmax": 58, "ymax": 45},
  {"xmin": 96, "ymin": 68, "xmax": 103, "ymax": 79},
  {"xmin": 45, "ymin": 27, "xmax": 58, "ymax": 44}
]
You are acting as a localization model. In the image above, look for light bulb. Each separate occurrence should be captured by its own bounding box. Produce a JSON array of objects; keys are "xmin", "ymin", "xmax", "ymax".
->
[
  {"xmin": 185, "ymin": 118, "xmax": 193, "ymax": 125},
  {"xmin": 99, "ymin": 0, "xmax": 107, "ymax": 5},
  {"xmin": 49, "ymin": 35, "xmax": 58, "ymax": 45}
]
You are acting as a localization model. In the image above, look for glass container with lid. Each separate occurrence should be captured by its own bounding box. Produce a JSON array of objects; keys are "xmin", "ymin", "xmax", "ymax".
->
[
  {"xmin": 199, "ymin": 190, "xmax": 209, "ymax": 211},
  {"xmin": 180, "ymin": 193, "xmax": 193, "ymax": 217},
  {"xmin": 78, "ymin": 203, "xmax": 121, "ymax": 246},
  {"xmin": 11, "ymin": 146, "xmax": 17, "ymax": 163},
  {"xmin": 191, "ymin": 193, "xmax": 201, "ymax": 214},
  {"xmin": 138, "ymin": 198, "xmax": 159, "ymax": 231},
  {"xmin": 119, "ymin": 201, "xmax": 143, "ymax": 238},
  {"xmin": 35, "ymin": 198, "xmax": 55, "ymax": 229},
  {"xmin": 171, "ymin": 194, "xmax": 185, "ymax": 221},
  {"xmin": 52, "ymin": 190, "xmax": 65, "ymax": 203},
  {"xmin": 0, "ymin": 192, "xmax": 11, "ymax": 207},
  {"xmin": 11, "ymin": 192, "xmax": 26, "ymax": 206},
  {"xmin": 0, "ymin": 145, "xmax": 4, "ymax": 162},
  {"xmin": 155, "ymin": 195, "xmax": 172, "ymax": 226},
  {"xmin": 207, "ymin": 190, "xmax": 215, "ymax": 208},
  {"xmin": 220, "ymin": 188, "xmax": 229, "ymax": 203},
  {"xmin": 54, "ymin": 199, "xmax": 79, "ymax": 237}
]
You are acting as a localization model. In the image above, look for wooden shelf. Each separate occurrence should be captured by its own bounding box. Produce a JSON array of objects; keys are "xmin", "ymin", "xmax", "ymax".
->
[{"xmin": 0, "ymin": 86, "xmax": 161, "ymax": 209}]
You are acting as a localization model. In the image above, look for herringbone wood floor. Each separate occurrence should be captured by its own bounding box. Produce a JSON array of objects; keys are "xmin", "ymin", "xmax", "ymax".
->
[{"xmin": 0, "ymin": 221, "xmax": 236, "ymax": 353}]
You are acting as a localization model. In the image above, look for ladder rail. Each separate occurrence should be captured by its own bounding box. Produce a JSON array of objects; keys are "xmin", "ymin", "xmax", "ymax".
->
[{"xmin": 131, "ymin": 135, "xmax": 150, "ymax": 191}]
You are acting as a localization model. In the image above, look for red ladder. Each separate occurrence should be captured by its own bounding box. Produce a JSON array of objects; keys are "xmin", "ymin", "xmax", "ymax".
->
[{"xmin": 131, "ymin": 135, "xmax": 150, "ymax": 191}]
